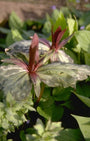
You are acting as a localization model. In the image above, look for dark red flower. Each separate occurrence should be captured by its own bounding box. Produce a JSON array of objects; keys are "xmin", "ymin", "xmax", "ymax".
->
[{"xmin": 39, "ymin": 26, "xmax": 73, "ymax": 52}]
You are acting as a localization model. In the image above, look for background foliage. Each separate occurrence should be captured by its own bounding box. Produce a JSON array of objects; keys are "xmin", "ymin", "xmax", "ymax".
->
[{"xmin": 0, "ymin": 2, "xmax": 90, "ymax": 141}]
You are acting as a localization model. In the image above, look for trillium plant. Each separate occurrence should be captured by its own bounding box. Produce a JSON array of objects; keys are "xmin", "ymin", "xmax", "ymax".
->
[
  {"xmin": 0, "ymin": 27, "xmax": 90, "ymax": 102},
  {"xmin": 0, "ymin": 26, "xmax": 90, "ymax": 140}
]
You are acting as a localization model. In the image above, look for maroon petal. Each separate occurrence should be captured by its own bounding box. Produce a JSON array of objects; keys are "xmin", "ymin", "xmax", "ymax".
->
[
  {"xmin": 57, "ymin": 34, "xmax": 74, "ymax": 50},
  {"xmin": 53, "ymin": 26, "xmax": 62, "ymax": 44},
  {"xmin": 39, "ymin": 38, "xmax": 51, "ymax": 48},
  {"xmin": 29, "ymin": 33, "xmax": 39, "ymax": 71},
  {"xmin": 56, "ymin": 29, "xmax": 66, "ymax": 48}
]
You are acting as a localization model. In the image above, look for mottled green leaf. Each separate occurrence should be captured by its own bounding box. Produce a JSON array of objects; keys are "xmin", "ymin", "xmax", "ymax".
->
[
  {"xmin": 0, "ymin": 65, "xmax": 32, "ymax": 101},
  {"xmin": 33, "ymin": 77, "xmax": 41, "ymax": 98},
  {"xmin": 37, "ymin": 63, "xmax": 90, "ymax": 88},
  {"xmin": 51, "ymin": 50, "xmax": 73, "ymax": 63},
  {"xmin": 5, "ymin": 40, "xmax": 49, "ymax": 58}
]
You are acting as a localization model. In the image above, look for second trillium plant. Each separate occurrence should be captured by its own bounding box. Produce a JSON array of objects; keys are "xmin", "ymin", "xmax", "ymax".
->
[{"xmin": 0, "ymin": 27, "xmax": 90, "ymax": 102}]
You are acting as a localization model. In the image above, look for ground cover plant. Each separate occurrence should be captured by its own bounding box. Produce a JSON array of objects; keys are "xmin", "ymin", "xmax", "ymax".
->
[{"xmin": 0, "ymin": 4, "xmax": 90, "ymax": 141}]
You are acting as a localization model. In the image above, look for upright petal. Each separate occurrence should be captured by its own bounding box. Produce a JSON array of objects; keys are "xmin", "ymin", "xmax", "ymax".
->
[
  {"xmin": 57, "ymin": 34, "xmax": 74, "ymax": 50},
  {"xmin": 56, "ymin": 29, "xmax": 66, "ymax": 49},
  {"xmin": 39, "ymin": 38, "xmax": 51, "ymax": 48},
  {"xmin": 29, "ymin": 33, "xmax": 39, "ymax": 71},
  {"xmin": 53, "ymin": 26, "xmax": 62, "ymax": 45}
]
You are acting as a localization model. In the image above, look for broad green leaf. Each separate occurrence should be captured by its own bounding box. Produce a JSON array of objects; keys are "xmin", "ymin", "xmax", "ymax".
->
[
  {"xmin": 84, "ymin": 53, "xmax": 90, "ymax": 65},
  {"xmin": 9, "ymin": 11, "xmax": 25, "ymax": 30},
  {"xmin": 54, "ymin": 11, "xmax": 68, "ymax": 39},
  {"xmin": 0, "ymin": 65, "xmax": 32, "ymax": 101},
  {"xmin": 53, "ymin": 87, "xmax": 72, "ymax": 101},
  {"xmin": 11, "ymin": 29, "xmax": 24, "ymax": 42},
  {"xmin": 86, "ymin": 24, "xmax": 90, "ymax": 31},
  {"xmin": 37, "ymin": 88, "xmax": 64, "ymax": 121},
  {"xmin": 37, "ymin": 63, "xmax": 90, "ymax": 88},
  {"xmin": 6, "ymin": 29, "xmax": 23, "ymax": 46},
  {"xmin": 73, "ymin": 91, "xmax": 90, "ymax": 108},
  {"xmin": 57, "ymin": 128, "xmax": 85, "ymax": 141},
  {"xmin": 52, "ymin": 9, "xmax": 60, "ymax": 23},
  {"xmin": 73, "ymin": 115, "xmax": 90, "ymax": 141},
  {"xmin": 64, "ymin": 49, "xmax": 78, "ymax": 63},
  {"xmin": 67, "ymin": 18, "xmax": 78, "ymax": 35},
  {"xmin": 75, "ymin": 30, "xmax": 90, "ymax": 53},
  {"xmin": 76, "ymin": 81, "xmax": 90, "ymax": 98}
]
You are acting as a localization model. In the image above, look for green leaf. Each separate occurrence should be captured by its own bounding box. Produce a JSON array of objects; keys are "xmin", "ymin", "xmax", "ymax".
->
[
  {"xmin": 76, "ymin": 81, "xmax": 90, "ymax": 98},
  {"xmin": 25, "ymin": 119, "xmax": 63, "ymax": 141},
  {"xmin": 73, "ymin": 115, "xmax": 90, "ymax": 141},
  {"xmin": 75, "ymin": 30, "xmax": 90, "ymax": 53},
  {"xmin": 73, "ymin": 91, "xmax": 90, "ymax": 108},
  {"xmin": 11, "ymin": 29, "xmax": 24, "ymax": 42},
  {"xmin": 84, "ymin": 53, "xmax": 90, "ymax": 65},
  {"xmin": 67, "ymin": 18, "xmax": 78, "ymax": 35},
  {"xmin": 51, "ymin": 50, "xmax": 74, "ymax": 63},
  {"xmin": 0, "ymin": 65, "xmax": 32, "ymax": 101},
  {"xmin": 21, "ymin": 119, "xmax": 85, "ymax": 141},
  {"xmin": 37, "ymin": 63, "xmax": 90, "ymax": 88},
  {"xmin": 79, "ymin": 11, "xmax": 90, "ymax": 26},
  {"xmin": 64, "ymin": 49, "xmax": 78, "ymax": 63},
  {"xmin": 34, "ymin": 119, "xmax": 45, "ymax": 136},
  {"xmin": 0, "ymin": 27, "xmax": 10, "ymax": 34},
  {"xmin": 57, "ymin": 128, "xmax": 85, "ymax": 141},
  {"xmin": 34, "ymin": 77, "xmax": 41, "ymax": 98},
  {"xmin": 9, "ymin": 11, "xmax": 25, "ymax": 30},
  {"xmin": 54, "ymin": 11, "xmax": 68, "ymax": 39},
  {"xmin": 5, "ymin": 40, "xmax": 49, "ymax": 58},
  {"xmin": 6, "ymin": 29, "xmax": 23, "ymax": 46},
  {"xmin": 6, "ymin": 32, "xmax": 15, "ymax": 46},
  {"xmin": 86, "ymin": 24, "xmax": 90, "ymax": 31},
  {"xmin": 53, "ymin": 87, "xmax": 72, "ymax": 101},
  {"xmin": 37, "ymin": 88, "xmax": 64, "ymax": 121}
]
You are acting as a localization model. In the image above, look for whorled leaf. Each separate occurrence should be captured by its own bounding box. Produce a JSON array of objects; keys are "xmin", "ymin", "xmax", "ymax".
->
[
  {"xmin": 51, "ymin": 50, "xmax": 73, "ymax": 63},
  {"xmin": 5, "ymin": 40, "xmax": 49, "ymax": 58},
  {"xmin": 5, "ymin": 40, "xmax": 73, "ymax": 64},
  {"xmin": 37, "ymin": 63, "xmax": 90, "ymax": 88},
  {"xmin": 0, "ymin": 65, "xmax": 32, "ymax": 101}
]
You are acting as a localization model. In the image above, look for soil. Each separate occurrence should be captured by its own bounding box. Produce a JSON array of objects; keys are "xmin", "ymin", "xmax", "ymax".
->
[
  {"xmin": 0, "ymin": 0, "xmax": 66, "ymax": 26},
  {"xmin": 0, "ymin": 0, "xmax": 89, "ymax": 26}
]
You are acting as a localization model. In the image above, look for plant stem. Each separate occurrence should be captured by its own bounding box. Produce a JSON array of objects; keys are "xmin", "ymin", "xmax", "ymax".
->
[{"xmin": 36, "ymin": 83, "xmax": 45, "ymax": 103}]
